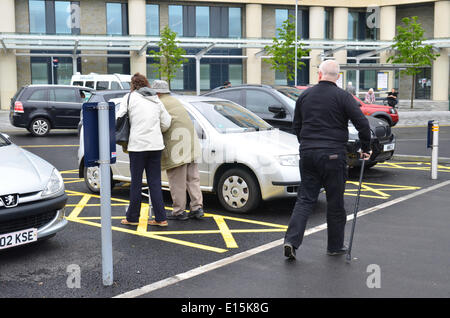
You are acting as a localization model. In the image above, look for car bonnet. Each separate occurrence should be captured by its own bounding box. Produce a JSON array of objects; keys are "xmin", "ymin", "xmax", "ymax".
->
[{"xmin": 0, "ymin": 144, "xmax": 55, "ymax": 195}]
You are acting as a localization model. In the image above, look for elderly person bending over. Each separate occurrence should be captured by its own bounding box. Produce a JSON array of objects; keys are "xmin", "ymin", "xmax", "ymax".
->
[{"xmin": 151, "ymin": 80, "xmax": 204, "ymax": 221}]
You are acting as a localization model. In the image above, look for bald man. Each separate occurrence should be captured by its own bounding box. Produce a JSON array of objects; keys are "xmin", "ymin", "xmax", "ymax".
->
[{"xmin": 283, "ymin": 60, "xmax": 372, "ymax": 260}]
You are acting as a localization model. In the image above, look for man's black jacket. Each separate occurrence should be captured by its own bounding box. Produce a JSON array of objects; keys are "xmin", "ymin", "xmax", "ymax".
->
[{"xmin": 293, "ymin": 81, "xmax": 371, "ymax": 153}]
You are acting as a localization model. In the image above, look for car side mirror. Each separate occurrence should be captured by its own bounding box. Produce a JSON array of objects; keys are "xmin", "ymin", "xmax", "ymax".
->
[{"xmin": 268, "ymin": 106, "xmax": 285, "ymax": 114}]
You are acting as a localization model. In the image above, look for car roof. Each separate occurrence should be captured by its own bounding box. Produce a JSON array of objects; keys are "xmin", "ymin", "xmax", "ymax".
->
[
  {"xmin": 175, "ymin": 94, "xmax": 229, "ymax": 103},
  {"xmin": 26, "ymin": 84, "xmax": 92, "ymax": 90},
  {"xmin": 90, "ymin": 89, "xmax": 130, "ymax": 95}
]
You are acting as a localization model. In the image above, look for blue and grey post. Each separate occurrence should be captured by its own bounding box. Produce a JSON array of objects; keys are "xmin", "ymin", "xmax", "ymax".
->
[{"xmin": 97, "ymin": 101, "xmax": 113, "ymax": 286}]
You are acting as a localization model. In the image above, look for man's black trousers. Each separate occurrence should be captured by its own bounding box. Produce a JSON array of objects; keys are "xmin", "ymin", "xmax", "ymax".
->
[{"xmin": 284, "ymin": 149, "xmax": 348, "ymax": 251}]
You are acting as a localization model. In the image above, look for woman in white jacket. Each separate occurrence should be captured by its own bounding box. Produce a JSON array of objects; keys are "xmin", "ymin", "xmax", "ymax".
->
[{"xmin": 117, "ymin": 73, "xmax": 172, "ymax": 227}]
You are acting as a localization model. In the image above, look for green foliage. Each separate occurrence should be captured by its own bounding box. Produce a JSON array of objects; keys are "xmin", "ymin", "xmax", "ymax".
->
[
  {"xmin": 387, "ymin": 16, "xmax": 439, "ymax": 108},
  {"xmin": 387, "ymin": 16, "xmax": 439, "ymax": 76},
  {"xmin": 149, "ymin": 26, "xmax": 188, "ymax": 88},
  {"xmin": 264, "ymin": 16, "xmax": 310, "ymax": 82}
]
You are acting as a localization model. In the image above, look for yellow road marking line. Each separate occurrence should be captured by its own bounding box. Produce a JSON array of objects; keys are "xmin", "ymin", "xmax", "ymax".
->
[
  {"xmin": 137, "ymin": 204, "xmax": 149, "ymax": 233},
  {"xmin": 204, "ymin": 213, "xmax": 288, "ymax": 229},
  {"xmin": 66, "ymin": 194, "xmax": 91, "ymax": 220},
  {"xmin": 69, "ymin": 217, "xmax": 228, "ymax": 253},
  {"xmin": 60, "ymin": 169, "xmax": 80, "ymax": 174},
  {"xmin": 213, "ymin": 215, "xmax": 239, "ymax": 248}
]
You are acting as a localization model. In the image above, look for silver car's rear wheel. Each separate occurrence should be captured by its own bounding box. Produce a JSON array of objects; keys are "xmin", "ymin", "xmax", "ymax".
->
[{"xmin": 217, "ymin": 168, "xmax": 261, "ymax": 213}]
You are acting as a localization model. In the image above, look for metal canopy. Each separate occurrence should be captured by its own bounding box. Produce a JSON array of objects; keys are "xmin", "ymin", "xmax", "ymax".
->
[
  {"xmin": 340, "ymin": 63, "xmax": 411, "ymax": 70},
  {"xmin": 1, "ymin": 33, "xmax": 449, "ymax": 57}
]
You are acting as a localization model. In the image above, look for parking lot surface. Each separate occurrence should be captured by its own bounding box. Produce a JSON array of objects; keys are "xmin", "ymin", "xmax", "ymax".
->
[{"xmin": 1, "ymin": 129, "xmax": 449, "ymax": 298}]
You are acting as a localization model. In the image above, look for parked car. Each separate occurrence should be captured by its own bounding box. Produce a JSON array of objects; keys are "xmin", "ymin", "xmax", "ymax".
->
[
  {"xmin": 0, "ymin": 132, "xmax": 67, "ymax": 250},
  {"xmin": 204, "ymin": 84, "xmax": 396, "ymax": 168},
  {"xmin": 352, "ymin": 96, "xmax": 399, "ymax": 127},
  {"xmin": 10, "ymin": 85, "xmax": 92, "ymax": 136},
  {"xmin": 77, "ymin": 89, "xmax": 129, "ymax": 135},
  {"xmin": 78, "ymin": 94, "xmax": 301, "ymax": 213},
  {"xmin": 295, "ymin": 85, "xmax": 399, "ymax": 126},
  {"xmin": 71, "ymin": 73, "xmax": 131, "ymax": 90}
]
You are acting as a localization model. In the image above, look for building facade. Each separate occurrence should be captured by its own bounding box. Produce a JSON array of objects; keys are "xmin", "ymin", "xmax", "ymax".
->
[{"xmin": 0, "ymin": 0, "xmax": 449, "ymax": 109}]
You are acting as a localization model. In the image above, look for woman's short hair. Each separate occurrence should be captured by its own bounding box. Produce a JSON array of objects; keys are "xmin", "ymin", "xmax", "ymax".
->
[{"xmin": 131, "ymin": 73, "xmax": 150, "ymax": 91}]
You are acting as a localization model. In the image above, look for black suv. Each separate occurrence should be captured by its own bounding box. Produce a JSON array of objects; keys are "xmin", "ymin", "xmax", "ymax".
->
[
  {"xmin": 204, "ymin": 84, "xmax": 396, "ymax": 168},
  {"xmin": 10, "ymin": 85, "xmax": 92, "ymax": 136}
]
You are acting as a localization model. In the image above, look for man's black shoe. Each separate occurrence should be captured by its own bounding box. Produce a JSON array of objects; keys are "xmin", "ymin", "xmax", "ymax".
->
[
  {"xmin": 327, "ymin": 245, "xmax": 348, "ymax": 256},
  {"xmin": 189, "ymin": 208, "xmax": 204, "ymax": 219},
  {"xmin": 166, "ymin": 211, "xmax": 189, "ymax": 220},
  {"xmin": 284, "ymin": 243, "xmax": 296, "ymax": 260}
]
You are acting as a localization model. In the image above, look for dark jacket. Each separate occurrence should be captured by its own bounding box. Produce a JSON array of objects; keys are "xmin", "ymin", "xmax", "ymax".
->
[{"xmin": 293, "ymin": 80, "xmax": 371, "ymax": 153}]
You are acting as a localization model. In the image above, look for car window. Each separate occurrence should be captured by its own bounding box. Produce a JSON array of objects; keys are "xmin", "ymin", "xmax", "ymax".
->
[
  {"xmin": 85, "ymin": 81, "xmax": 94, "ymax": 88},
  {"xmin": 210, "ymin": 90, "xmax": 241, "ymax": 104},
  {"xmin": 28, "ymin": 89, "xmax": 48, "ymax": 101},
  {"xmin": 79, "ymin": 89, "xmax": 92, "ymax": 102},
  {"xmin": 96, "ymin": 81, "xmax": 109, "ymax": 90},
  {"xmin": 49, "ymin": 88, "xmax": 78, "ymax": 103},
  {"xmin": 245, "ymin": 90, "xmax": 282, "ymax": 114},
  {"xmin": 72, "ymin": 81, "xmax": 84, "ymax": 86},
  {"xmin": 121, "ymin": 82, "xmax": 130, "ymax": 89},
  {"xmin": 111, "ymin": 81, "xmax": 121, "ymax": 90},
  {"xmin": 190, "ymin": 100, "xmax": 272, "ymax": 134}
]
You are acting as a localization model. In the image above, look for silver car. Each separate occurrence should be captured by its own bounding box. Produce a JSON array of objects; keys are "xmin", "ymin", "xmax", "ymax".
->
[
  {"xmin": 78, "ymin": 95, "xmax": 301, "ymax": 213},
  {"xmin": 0, "ymin": 132, "xmax": 67, "ymax": 250}
]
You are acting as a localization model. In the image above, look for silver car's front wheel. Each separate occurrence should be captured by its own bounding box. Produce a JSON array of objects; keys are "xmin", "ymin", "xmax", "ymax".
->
[
  {"xmin": 84, "ymin": 166, "xmax": 101, "ymax": 193},
  {"xmin": 217, "ymin": 168, "xmax": 261, "ymax": 213}
]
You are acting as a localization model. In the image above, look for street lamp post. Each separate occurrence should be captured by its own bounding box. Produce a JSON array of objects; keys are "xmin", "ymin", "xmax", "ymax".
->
[{"xmin": 294, "ymin": 0, "xmax": 298, "ymax": 87}]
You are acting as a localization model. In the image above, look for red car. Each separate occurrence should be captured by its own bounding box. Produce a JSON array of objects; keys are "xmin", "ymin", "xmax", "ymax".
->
[
  {"xmin": 295, "ymin": 86, "xmax": 399, "ymax": 126},
  {"xmin": 353, "ymin": 96, "xmax": 399, "ymax": 127}
]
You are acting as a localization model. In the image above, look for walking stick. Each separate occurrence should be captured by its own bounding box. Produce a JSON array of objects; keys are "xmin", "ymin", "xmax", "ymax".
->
[{"xmin": 346, "ymin": 158, "xmax": 366, "ymax": 262}]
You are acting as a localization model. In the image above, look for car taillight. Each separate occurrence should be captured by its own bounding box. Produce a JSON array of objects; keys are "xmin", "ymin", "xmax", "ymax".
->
[{"xmin": 14, "ymin": 101, "xmax": 24, "ymax": 113}]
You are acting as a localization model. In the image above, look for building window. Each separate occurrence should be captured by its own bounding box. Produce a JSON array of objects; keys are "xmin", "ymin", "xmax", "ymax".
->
[
  {"xmin": 29, "ymin": 0, "xmax": 46, "ymax": 33},
  {"xmin": 196, "ymin": 6, "xmax": 209, "ymax": 37},
  {"xmin": 275, "ymin": 9, "xmax": 288, "ymax": 38},
  {"xmin": 200, "ymin": 64, "xmax": 210, "ymax": 90},
  {"xmin": 348, "ymin": 10, "xmax": 377, "ymax": 41},
  {"xmin": 106, "ymin": 2, "xmax": 128, "ymax": 35},
  {"xmin": 55, "ymin": 1, "xmax": 71, "ymax": 34},
  {"xmin": 229, "ymin": 64, "xmax": 242, "ymax": 86},
  {"xmin": 169, "ymin": 5, "xmax": 183, "ymax": 36},
  {"xmin": 30, "ymin": 53, "xmax": 80, "ymax": 84},
  {"xmin": 324, "ymin": 8, "xmax": 333, "ymax": 40},
  {"xmin": 146, "ymin": 4, "xmax": 159, "ymax": 36},
  {"xmin": 29, "ymin": 0, "xmax": 80, "ymax": 34},
  {"xmin": 229, "ymin": 7, "xmax": 241, "ymax": 38},
  {"xmin": 107, "ymin": 52, "xmax": 130, "ymax": 74}
]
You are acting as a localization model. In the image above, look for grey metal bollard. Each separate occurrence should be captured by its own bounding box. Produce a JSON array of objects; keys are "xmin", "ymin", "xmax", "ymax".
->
[
  {"xmin": 431, "ymin": 121, "xmax": 439, "ymax": 180},
  {"xmin": 97, "ymin": 102, "xmax": 114, "ymax": 286}
]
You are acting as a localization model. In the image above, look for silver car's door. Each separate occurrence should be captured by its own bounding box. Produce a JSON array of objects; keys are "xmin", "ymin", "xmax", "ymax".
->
[{"xmin": 187, "ymin": 112, "xmax": 210, "ymax": 189}]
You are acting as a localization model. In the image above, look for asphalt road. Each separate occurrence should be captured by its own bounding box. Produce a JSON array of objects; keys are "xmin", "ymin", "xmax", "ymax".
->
[
  {"xmin": 1, "ymin": 128, "xmax": 449, "ymax": 299},
  {"xmin": 393, "ymin": 125, "xmax": 450, "ymax": 158}
]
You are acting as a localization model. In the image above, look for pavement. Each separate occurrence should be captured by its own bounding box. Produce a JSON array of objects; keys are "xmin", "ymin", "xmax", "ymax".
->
[{"xmin": 121, "ymin": 179, "xmax": 450, "ymax": 298}]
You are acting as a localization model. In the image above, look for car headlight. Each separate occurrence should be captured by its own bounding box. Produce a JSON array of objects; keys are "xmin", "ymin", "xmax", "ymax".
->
[
  {"xmin": 389, "ymin": 108, "xmax": 397, "ymax": 114},
  {"xmin": 42, "ymin": 168, "xmax": 64, "ymax": 198},
  {"xmin": 279, "ymin": 155, "xmax": 300, "ymax": 166}
]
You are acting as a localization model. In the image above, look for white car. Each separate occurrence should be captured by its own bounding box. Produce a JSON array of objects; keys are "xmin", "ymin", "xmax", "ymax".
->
[
  {"xmin": 0, "ymin": 132, "xmax": 67, "ymax": 250},
  {"xmin": 78, "ymin": 93, "xmax": 301, "ymax": 213}
]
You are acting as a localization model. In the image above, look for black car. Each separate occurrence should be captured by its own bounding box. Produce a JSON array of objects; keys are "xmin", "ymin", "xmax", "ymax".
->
[
  {"xmin": 10, "ymin": 85, "xmax": 92, "ymax": 136},
  {"xmin": 204, "ymin": 84, "xmax": 396, "ymax": 168}
]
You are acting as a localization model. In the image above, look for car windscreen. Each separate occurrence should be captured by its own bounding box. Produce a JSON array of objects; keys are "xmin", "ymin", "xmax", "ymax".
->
[
  {"xmin": 190, "ymin": 100, "xmax": 272, "ymax": 134},
  {"xmin": 0, "ymin": 134, "xmax": 11, "ymax": 147},
  {"xmin": 275, "ymin": 86, "xmax": 306, "ymax": 101}
]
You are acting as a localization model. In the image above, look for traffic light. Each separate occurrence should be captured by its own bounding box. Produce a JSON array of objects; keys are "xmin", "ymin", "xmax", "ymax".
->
[{"xmin": 53, "ymin": 58, "xmax": 59, "ymax": 69}]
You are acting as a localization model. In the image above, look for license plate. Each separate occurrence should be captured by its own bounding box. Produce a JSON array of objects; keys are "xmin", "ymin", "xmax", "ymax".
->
[
  {"xmin": 0, "ymin": 228, "xmax": 38, "ymax": 250},
  {"xmin": 383, "ymin": 143, "xmax": 395, "ymax": 151}
]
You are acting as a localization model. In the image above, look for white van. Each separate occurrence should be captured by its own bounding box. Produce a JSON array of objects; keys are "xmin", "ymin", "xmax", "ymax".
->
[{"xmin": 71, "ymin": 73, "xmax": 131, "ymax": 91}]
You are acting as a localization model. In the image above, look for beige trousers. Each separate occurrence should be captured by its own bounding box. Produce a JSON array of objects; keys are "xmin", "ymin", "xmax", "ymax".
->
[{"xmin": 166, "ymin": 162, "xmax": 203, "ymax": 215}]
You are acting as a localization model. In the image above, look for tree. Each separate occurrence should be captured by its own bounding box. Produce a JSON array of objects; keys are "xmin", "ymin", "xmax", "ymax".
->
[
  {"xmin": 387, "ymin": 16, "xmax": 439, "ymax": 109},
  {"xmin": 264, "ymin": 16, "xmax": 310, "ymax": 83},
  {"xmin": 149, "ymin": 26, "xmax": 188, "ymax": 89}
]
